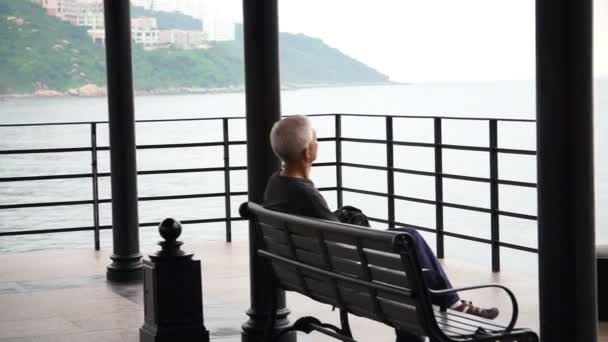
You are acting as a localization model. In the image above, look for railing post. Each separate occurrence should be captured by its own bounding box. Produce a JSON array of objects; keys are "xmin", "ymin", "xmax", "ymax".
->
[
  {"xmin": 90, "ymin": 123, "xmax": 100, "ymax": 251},
  {"xmin": 222, "ymin": 118, "xmax": 232, "ymax": 243},
  {"xmin": 386, "ymin": 116, "xmax": 395, "ymax": 229},
  {"xmin": 489, "ymin": 120, "xmax": 500, "ymax": 272},
  {"xmin": 335, "ymin": 114, "xmax": 343, "ymax": 208},
  {"xmin": 434, "ymin": 118, "xmax": 444, "ymax": 259}
]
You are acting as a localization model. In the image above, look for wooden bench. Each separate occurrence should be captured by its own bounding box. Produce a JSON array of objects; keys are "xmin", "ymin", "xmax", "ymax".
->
[{"xmin": 240, "ymin": 202, "xmax": 539, "ymax": 342}]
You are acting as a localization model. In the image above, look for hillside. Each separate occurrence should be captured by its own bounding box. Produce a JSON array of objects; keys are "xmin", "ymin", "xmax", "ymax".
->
[{"xmin": 0, "ymin": 0, "xmax": 389, "ymax": 94}]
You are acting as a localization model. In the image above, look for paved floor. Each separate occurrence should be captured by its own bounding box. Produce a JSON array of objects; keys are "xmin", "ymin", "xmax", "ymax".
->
[{"xmin": 0, "ymin": 240, "xmax": 605, "ymax": 341}]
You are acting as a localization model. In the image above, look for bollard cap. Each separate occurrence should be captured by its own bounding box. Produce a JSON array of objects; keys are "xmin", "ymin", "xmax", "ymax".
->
[
  {"xmin": 150, "ymin": 217, "xmax": 193, "ymax": 261},
  {"xmin": 159, "ymin": 217, "xmax": 182, "ymax": 243}
]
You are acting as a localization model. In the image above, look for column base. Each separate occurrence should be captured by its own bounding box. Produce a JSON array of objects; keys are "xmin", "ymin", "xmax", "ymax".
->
[
  {"xmin": 140, "ymin": 322, "xmax": 210, "ymax": 342},
  {"xmin": 241, "ymin": 307, "xmax": 295, "ymax": 342},
  {"xmin": 107, "ymin": 252, "xmax": 143, "ymax": 282}
]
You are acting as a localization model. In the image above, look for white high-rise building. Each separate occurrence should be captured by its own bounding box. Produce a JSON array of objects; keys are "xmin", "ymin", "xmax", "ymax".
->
[{"xmin": 199, "ymin": 0, "xmax": 234, "ymax": 41}]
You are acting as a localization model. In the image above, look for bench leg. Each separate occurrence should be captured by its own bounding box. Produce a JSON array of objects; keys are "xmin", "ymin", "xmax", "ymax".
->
[
  {"xmin": 395, "ymin": 329, "xmax": 425, "ymax": 342},
  {"xmin": 340, "ymin": 309, "xmax": 353, "ymax": 338}
]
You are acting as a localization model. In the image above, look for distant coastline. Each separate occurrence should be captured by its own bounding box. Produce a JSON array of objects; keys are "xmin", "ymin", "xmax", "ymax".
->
[{"xmin": 0, "ymin": 81, "xmax": 402, "ymax": 100}]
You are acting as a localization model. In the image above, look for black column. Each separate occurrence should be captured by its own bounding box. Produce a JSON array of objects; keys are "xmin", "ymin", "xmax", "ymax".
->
[
  {"xmin": 241, "ymin": 0, "xmax": 293, "ymax": 341},
  {"xmin": 103, "ymin": 0, "xmax": 142, "ymax": 282},
  {"xmin": 536, "ymin": 0, "xmax": 597, "ymax": 341}
]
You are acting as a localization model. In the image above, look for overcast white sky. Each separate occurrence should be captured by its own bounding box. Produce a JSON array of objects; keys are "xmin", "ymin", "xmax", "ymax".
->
[{"xmin": 218, "ymin": 0, "xmax": 608, "ymax": 82}]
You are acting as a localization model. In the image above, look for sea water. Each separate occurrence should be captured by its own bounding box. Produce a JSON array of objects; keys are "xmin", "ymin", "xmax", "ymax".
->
[{"xmin": 1, "ymin": 81, "xmax": 606, "ymax": 273}]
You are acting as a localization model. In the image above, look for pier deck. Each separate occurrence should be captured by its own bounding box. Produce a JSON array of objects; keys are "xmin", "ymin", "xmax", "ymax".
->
[{"xmin": 0, "ymin": 240, "xmax": 605, "ymax": 341}]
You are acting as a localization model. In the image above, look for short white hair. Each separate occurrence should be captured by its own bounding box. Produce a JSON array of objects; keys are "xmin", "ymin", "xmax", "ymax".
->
[{"xmin": 270, "ymin": 115, "xmax": 314, "ymax": 162}]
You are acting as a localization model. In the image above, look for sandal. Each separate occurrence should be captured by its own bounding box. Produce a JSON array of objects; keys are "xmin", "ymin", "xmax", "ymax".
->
[{"xmin": 451, "ymin": 300, "xmax": 499, "ymax": 320}]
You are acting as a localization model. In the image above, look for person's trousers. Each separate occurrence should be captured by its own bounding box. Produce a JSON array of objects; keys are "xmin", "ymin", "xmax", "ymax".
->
[{"xmin": 393, "ymin": 227, "xmax": 460, "ymax": 342}]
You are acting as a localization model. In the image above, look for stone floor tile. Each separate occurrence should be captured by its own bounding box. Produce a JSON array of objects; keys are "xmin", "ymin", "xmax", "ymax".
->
[
  {"xmin": 68, "ymin": 310, "xmax": 143, "ymax": 331},
  {"xmin": 0, "ymin": 317, "xmax": 82, "ymax": 339},
  {"xmin": 0, "ymin": 329, "xmax": 138, "ymax": 342}
]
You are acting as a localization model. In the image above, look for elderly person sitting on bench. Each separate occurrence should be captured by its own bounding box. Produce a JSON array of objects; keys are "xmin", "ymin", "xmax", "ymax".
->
[{"xmin": 263, "ymin": 115, "xmax": 499, "ymax": 341}]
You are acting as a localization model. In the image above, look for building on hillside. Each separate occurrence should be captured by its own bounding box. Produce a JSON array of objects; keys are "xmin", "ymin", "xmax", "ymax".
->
[
  {"xmin": 36, "ymin": 0, "xmax": 68, "ymax": 19},
  {"xmin": 159, "ymin": 29, "xmax": 209, "ymax": 49},
  {"xmin": 131, "ymin": 17, "xmax": 160, "ymax": 48},
  {"xmin": 87, "ymin": 29, "xmax": 105, "ymax": 45},
  {"xmin": 35, "ymin": 0, "xmax": 101, "ymax": 29},
  {"xmin": 71, "ymin": 0, "xmax": 104, "ymax": 30}
]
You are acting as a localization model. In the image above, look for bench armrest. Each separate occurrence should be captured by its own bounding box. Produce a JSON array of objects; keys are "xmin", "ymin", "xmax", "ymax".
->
[{"xmin": 429, "ymin": 284, "xmax": 519, "ymax": 332}]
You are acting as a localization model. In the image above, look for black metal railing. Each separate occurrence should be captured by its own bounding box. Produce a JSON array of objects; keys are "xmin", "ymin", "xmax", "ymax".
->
[{"xmin": 0, "ymin": 114, "xmax": 537, "ymax": 271}]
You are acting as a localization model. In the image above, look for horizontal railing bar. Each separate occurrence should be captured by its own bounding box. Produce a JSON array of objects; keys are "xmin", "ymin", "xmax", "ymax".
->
[
  {"xmin": 341, "ymin": 162, "xmax": 388, "ymax": 171},
  {"xmin": 0, "ymin": 165, "xmax": 530, "ymax": 188},
  {"xmin": 393, "ymin": 167, "xmax": 436, "ymax": 177},
  {"xmin": 0, "ymin": 217, "xmax": 248, "ymax": 236},
  {"xmin": 2, "ymin": 192, "xmax": 239, "ymax": 209},
  {"xmin": 394, "ymin": 194, "xmax": 437, "ymax": 205},
  {"xmin": 337, "ymin": 113, "xmax": 535, "ymax": 122},
  {"xmin": 497, "ymin": 210, "xmax": 537, "ymax": 220},
  {"xmin": 0, "ymin": 147, "xmax": 92, "ymax": 154},
  {"xmin": 340, "ymin": 138, "xmax": 535, "ymax": 155},
  {"xmin": 341, "ymin": 163, "xmax": 537, "ymax": 188},
  {"xmin": 138, "ymin": 193, "xmax": 230, "ymax": 202},
  {"xmin": 0, "ymin": 139, "xmax": 337, "ymax": 155},
  {"xmin": 342, "ymin": 186, "xmax": 535, "ymax": 219},
  {"xmin": 498, "ymin": 179, "xmax": 537, "ymax": 188},
  {"xmin": 0, "ymin": 173, "xmax": 94, "ymax": 182},
  {"xmin": 496, "ymin": 148, "xmax": 537, "ymax": 156},
  {"xmin": 0, "ymin": 188, "xmax": 342, "ymax": 209},
  {"xmin": 136, "ymin": 142, "xmax": 230, "ymax": 149},
  {"xmin": 498, "ymin": 241, "xmax": 538, "ymax": 253},
  {"xmin": 137, "ymin": 167, "xmax": 224, "ymax": 175},
  {"xmin": 0, "ymin": 113, "xmax": 534, "ymax": 128},
  {"xmin": 1, "ymin": 185, "xmax": 527, "ymax": 219},
  {"xmin": 0, "ymin": 163, "xmax": 337, "ymax": 183},
  {"xmin": 0, "ymin": 200, "xmax": 94, "ymax": 209},
  {"xmin": 0, "ymin": 225, "xmax": 112, "ymax": 236},
  {"xmin": 368, "ymin": 217, "xmax": 538, "ymax": 253},
  {"xmin": 0, "ymin": 113, "xmax": 342, "ymax": 128},
  {"xmin": 341, "ymin": 137, "xmax": 391, "ymax": 145},
  {"xmin": 138, "ymin": 217, "xmax": 246, "ymax": 227},
  {"xmin": 443, "ymin": 202, "xmax": 492, "ymax": 213}
]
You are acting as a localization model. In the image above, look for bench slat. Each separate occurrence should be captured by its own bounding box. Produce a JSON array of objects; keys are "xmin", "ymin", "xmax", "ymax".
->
[
  {"xmin": 325, "ymin": 231, "xmax": 395, "ymax": 253},
  {"xmin": 283, "ymin": 223, "xmax": 396, "ymax": 253},
  {"xmin": 260, "ymin": 223, "xmax": 287, "ymax": 243},
  {"xmin": 370, "ymin": 265, "xmax": 410, "ymax": 288},
  {"xmin": 364, "ymin": 249, "xmax": 404, "ymax": 270},
  {"xmin": 331, "ymin": 256, "xmax": 363, "ymax": 278},
  {"xmin": 326, "ymin": 241, "xmax": 359, "ymax": 260},
  {"xmin": 291, "ymin": 234, "xmax": 321, "ymax": 253},
  {"xmin": 377, "ymin": 297, "xmax": 420, "ymax": 331},
  {"xmin": 264, "ymin": 238, "xmax": 291, "ymax": 258},
  {"xmin": 295, "ymin": 249, "xmax": 326, "ymax": 268}
]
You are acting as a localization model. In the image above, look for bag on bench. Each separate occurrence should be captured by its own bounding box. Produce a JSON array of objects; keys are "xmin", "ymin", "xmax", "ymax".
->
[{"xmin": 333, "ymin": 205, "xmax": 371, "ymax": 227}]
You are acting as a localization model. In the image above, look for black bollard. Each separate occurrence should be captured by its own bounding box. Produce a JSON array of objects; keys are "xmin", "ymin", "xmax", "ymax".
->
[{"xmin": 140, "ymin": 218, "xmax": 210, "ymax": 342}]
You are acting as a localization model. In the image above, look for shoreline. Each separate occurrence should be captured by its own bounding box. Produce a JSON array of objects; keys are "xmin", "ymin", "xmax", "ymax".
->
[{"xmin": 0, "ymin": 81, "xmax": 403, "ymax": 100}]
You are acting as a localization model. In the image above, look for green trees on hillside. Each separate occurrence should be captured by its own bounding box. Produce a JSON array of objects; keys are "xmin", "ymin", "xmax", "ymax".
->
[{"xmin": 0, "ymin": 0, "xmax": 388, "ymax": 94}]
